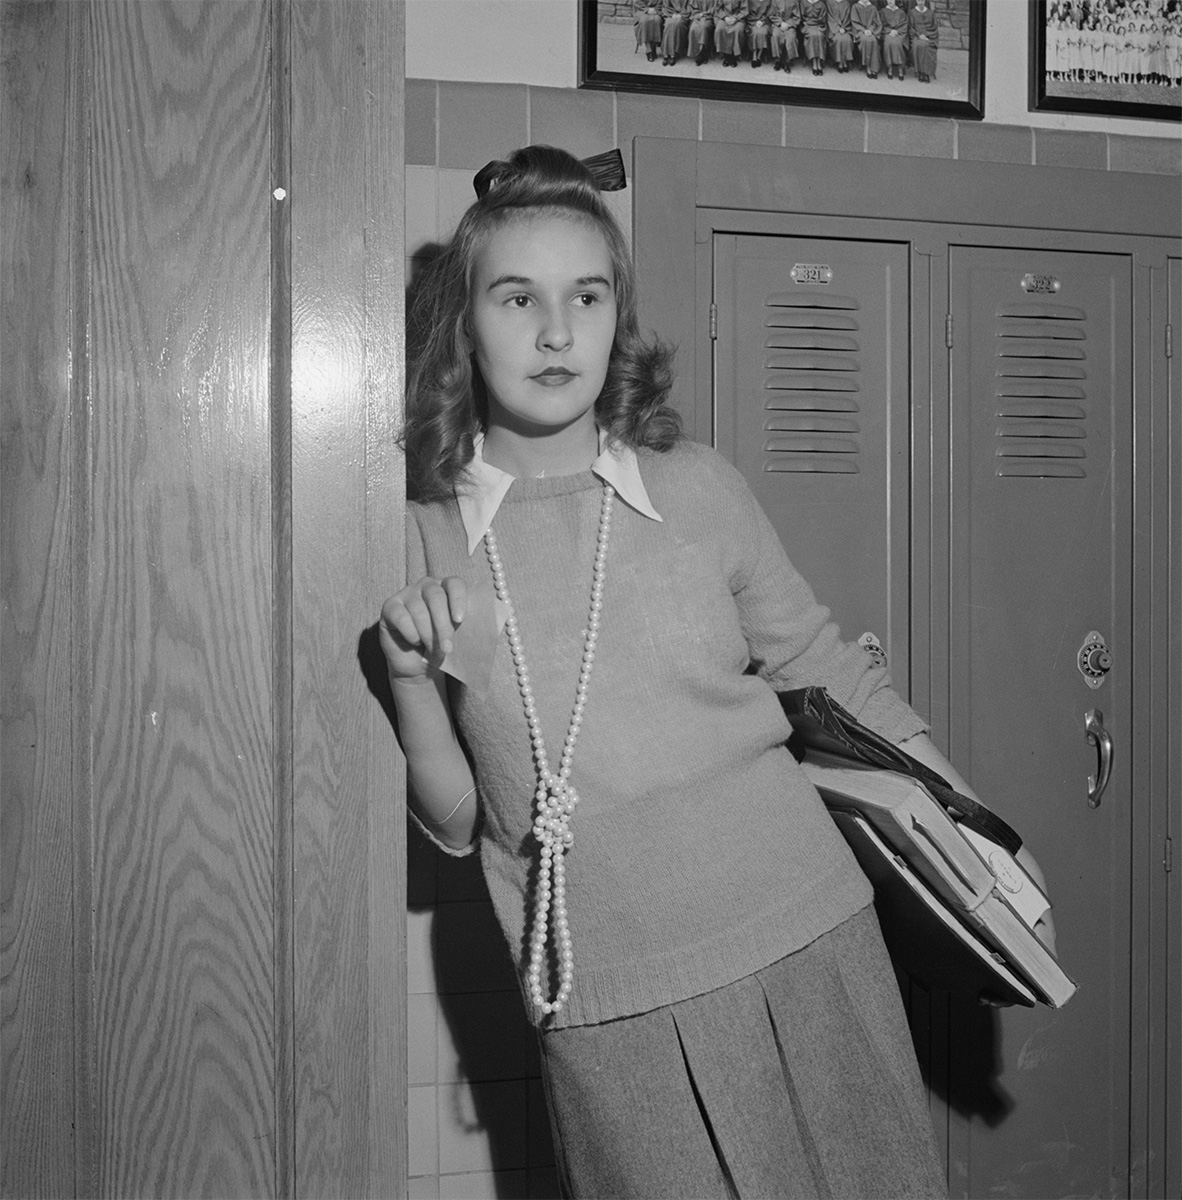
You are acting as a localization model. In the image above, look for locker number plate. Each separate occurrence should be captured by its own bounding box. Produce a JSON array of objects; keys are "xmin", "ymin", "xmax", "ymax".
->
[
  {"xmin": 791, "ymin": 263, "xmax": 833, "ymax": 285},
  {"xmin": 1020, "ymin": 273, "xmax": 1061, "ymax": 294}
]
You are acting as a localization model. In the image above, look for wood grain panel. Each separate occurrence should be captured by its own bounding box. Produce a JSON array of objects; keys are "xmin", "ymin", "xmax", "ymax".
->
[
  {"xmin": 85, "ymin": 3, "xmax": 276, "ymax": 1194},
  {"xmin": 358, "ymin": 4, "xmax": 407, "ymax": 1194},
  {"xmin": 288, "ymin": 0, "xmax": 406, "ymax": 1194},
  {"xmin": 4, "ymin": 2, "xmax": 405, "ymax": 1194},
  {"xmin": 270, "ymin": 1, "xmax": 296, "ymax": 1196},
  {"xmin": 1, "ymin": 2, "xmax": 91, "ymax": 1193}
]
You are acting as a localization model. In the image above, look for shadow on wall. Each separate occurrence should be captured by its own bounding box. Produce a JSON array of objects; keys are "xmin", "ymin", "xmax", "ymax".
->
[
  {"xmin": 419, "ymin": 838, "xmax": 552, "ymax": 1183},
  {"xmin": 902, "ymin": 963, "xmax": 1016, "ymax": 1132},
  {"xmin": 942, "ymin": 995, "xmax": 1014, "ymax": 1128}
]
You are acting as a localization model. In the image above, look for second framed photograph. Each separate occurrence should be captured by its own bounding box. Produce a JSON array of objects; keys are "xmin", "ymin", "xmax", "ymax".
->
[
  {"xmin": 1029, "ymin": 1, "xmax": 1181, "ymax": 123},
  {"xmin": 580, "ymin": 0, "xmax": 987, "ymax": 119}
]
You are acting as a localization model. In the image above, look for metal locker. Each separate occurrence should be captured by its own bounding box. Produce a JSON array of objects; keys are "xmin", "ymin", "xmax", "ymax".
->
[
  {"xmin": 712, "ymin": 233, "xmax": 912, "ymax": 682},
  {"xmin": 944, "ymin": 245, "xmax": 1135, "ymax": 1199}
]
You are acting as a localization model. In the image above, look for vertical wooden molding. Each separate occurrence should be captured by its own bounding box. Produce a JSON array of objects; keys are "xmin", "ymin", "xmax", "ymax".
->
[
  {"xmin": 271, "ymin": 0, "xmax": 296, "ymax": 1196},
  {"xmin": 0, "ymin": 0, "xmax": 96, "ymax": 1191},
  {"xmin": 69, "ymin": 1, "xmax": 98, "ymax": 1194},
  {"xmin": 1167, "ymin": 255, "xmax": 1182, "ymax": 1200},
  {"xmin": 362, "ymin": 0, "xmax": 408, "ymax": 1193},
  {"xmin": 288, "ymin": 0, "xmax": 406, "ymax": 1193}
]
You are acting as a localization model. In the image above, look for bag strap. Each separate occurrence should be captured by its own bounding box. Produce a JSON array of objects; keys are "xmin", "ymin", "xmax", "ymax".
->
[{"xmin": 780, "ymin": 686, "xmax": 1023, "ymax": 855}]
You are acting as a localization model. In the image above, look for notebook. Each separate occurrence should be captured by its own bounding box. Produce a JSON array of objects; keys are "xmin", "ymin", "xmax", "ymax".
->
[{"xmin": 804, "ymin": 758, "xmax": 1076, "ymax": 1009}]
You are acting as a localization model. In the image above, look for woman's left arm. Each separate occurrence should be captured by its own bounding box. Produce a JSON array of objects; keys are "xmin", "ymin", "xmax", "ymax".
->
[
  {"xmin": 898, "ymin": 731, "xmax": 1057, "ymax": 955},
  {"xmin": 716, "ymin": 452, "xmax": 1059, "ymax": 954}
]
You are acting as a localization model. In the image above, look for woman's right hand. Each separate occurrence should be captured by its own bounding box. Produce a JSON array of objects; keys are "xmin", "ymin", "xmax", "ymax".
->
[{"xmin": 379, "ymin": 576, "xmax": 468, "ymax": 681}]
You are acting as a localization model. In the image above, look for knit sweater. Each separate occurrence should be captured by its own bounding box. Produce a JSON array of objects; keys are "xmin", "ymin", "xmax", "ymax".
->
[{"xmin": 407, "ymin": 439, "xmax": 926, "ymax": 1028}]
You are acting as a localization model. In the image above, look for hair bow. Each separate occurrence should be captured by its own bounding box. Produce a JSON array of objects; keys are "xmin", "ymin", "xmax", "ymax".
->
[
  {"xmin": 580, "ymin": 149, "xmax": 628, "ymax": 192},
  {"xmin": 473, "ymin": 148, "xmax": 628, "ymax": 199}
]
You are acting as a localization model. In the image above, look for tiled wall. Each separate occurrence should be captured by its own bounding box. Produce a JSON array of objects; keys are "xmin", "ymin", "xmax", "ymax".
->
[
  {"xmin": 402, "ymin": 76, "xmax": 1179, "ymax": 1200},
  {"xmin": 405, "ymin": 76, "xmax": 1181, "ymax": 191}
]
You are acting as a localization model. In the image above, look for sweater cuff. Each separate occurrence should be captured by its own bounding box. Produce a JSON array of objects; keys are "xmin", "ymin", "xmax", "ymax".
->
[
  {"xmin": 859, "ymin": 688, "xmax": 929, "ymax": 745},
  {"xmin": 407, "ymin": 806, "xmax": 479, "ymax": 858}
]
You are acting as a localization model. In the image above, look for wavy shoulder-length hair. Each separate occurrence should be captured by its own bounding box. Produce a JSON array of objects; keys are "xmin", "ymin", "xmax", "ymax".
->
[{"xmin": 402, "ymin": 144, "xmax": 680, "ymax": 504}]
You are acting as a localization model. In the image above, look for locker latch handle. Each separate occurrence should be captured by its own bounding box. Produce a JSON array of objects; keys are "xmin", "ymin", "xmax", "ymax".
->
[{"xmin": 1085, "ymin": 709, "xmax": 1113, "ymax": 809}]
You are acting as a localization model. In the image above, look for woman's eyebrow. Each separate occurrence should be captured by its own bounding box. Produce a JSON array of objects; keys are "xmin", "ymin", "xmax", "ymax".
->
[
  {"xmin": 484, "ymin": 273, "xmax": 613, "ymax": 291},
  {"xmin": 485, "ymin": 274, "xmax": 532, "ymax": 290}
]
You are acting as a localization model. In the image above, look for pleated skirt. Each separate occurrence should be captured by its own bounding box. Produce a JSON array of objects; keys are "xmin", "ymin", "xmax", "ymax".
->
[{"xmin": 537, "ymin": 906, "xmax": 947, "ymax": 1200}]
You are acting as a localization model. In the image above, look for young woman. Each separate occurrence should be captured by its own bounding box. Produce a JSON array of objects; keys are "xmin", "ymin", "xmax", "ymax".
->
[
  {"xmin": 633, "ymin": 0, "xmax": 664, "ymax": 61},
  {"xmin": 800, "ymin": 0, "xmax": 829, "ymax": 73},
  {"xmin": 747, "ymin": 0, "xmax": 774, "ymax": 67},
  {"xmin": 852, "ymin": 0, "xmax": 883, "ymax": 78},
  {"xmin": 659, "ymin": 0, "xmax": 690, "ymax": 65},
  {"xmin": 687, "ymin": 0, "xmax": 717, "ymax": 65},
  {"xmin": 770, "ymin": 0, "xmax": 803, "ymax": 71},
  {"xmin": 382, "ymin": 145, "xmax": 1051, "ymax": 1199},
  {"xmin": 881, "ymin": 0, "xmax": 910, "ymax": 80},
  {"xmin": 714, "ymin": 0, "xmax": 749, "ymax": 67},
  {"xmin": 909, "ymin": 0, "xmax": 938, "ymax": 82},
  {"xmin": 826, "ymin": 0, "xmax": 855, "ymax": 73}
]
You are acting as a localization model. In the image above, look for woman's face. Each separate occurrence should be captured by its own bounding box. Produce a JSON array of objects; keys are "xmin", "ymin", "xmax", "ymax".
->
[{"xmin": 470, "ymin": 212, "xmax": 617, "ymax": 440}]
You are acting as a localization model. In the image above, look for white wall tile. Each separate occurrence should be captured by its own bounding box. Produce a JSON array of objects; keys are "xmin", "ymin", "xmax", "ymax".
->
[
  {"xmin": 408, "ymin": 992, "xmax": 439, "ymax": 1085},
  {"xmin": 408, "ymin": 1173, "xmax": 441, "ymax": 1200},
  {"xmin": 405, "ymin": 165, "xmax": 440, "ymax": 255},
  {"xmin": 437, "ymin": 1168, "xmax": 529, "ymax": 1200},
  {"xmin": 407, "ymin": 906, "xmax": 438, "ymax": 995},
  {"xmin": 437, "ymin": 168, "xmax": 477, "ymax": 241},
  {"xmin": 409, "ymin": 1084, "xmax": 439, "ymax": 1178}
]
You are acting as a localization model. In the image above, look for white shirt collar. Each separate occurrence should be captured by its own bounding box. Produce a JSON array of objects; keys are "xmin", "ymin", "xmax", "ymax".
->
[{"xmin": 456, "ymin": 429, "xmax": 663, "ymax": 555}]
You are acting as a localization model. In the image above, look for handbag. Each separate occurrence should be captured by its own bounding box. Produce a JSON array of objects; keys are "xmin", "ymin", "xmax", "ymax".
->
[{"xmin": 780, "ymin": 685, "xmax": 1022, "ymax": 854}]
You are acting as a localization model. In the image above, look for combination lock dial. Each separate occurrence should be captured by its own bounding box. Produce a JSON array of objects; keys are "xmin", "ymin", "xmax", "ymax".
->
[{"xmin": 1077, "ymin": 631, "xmax": 1112, "ymax": 689}]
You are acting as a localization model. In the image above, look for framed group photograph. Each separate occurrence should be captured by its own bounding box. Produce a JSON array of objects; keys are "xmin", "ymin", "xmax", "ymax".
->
[
  {"xmin": 1030, "ymin": 0, "xmax": 1182, "ymax": 121},
  {"xmin": 579, "ymin": 0, "xmax": 987, "ymax": 120}
]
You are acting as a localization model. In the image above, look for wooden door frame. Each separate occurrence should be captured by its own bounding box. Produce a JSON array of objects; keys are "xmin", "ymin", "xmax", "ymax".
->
[
  {"xmin": 1, "ymin": 1, "xmax": 407, "ymax": 1194},
  {"xmin": 632, "ymin": 134, "xmax": 1180, "ymax": 1199}
]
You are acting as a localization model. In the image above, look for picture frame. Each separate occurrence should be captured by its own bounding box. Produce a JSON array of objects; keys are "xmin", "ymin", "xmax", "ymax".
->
[
  {"xmin": 1029, "ymin": 1, "xmax": 1181, "ymax": 122},
  {"xmin": 579, "ymin": 0, "xmax": 987, "ymax": 120}
]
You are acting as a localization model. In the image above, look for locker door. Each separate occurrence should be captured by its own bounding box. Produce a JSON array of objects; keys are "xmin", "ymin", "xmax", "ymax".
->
[
  {"xmin": 946, "ymin": 247, "xmax": 1134, "ymax": 1198},
  {"xmin": 1163, "ymin": 254, "xmax": 1181, "ymax": 1200},
  {"xmin": 713, "ymin": 234, "xmax": 912, "ymax": 673}
]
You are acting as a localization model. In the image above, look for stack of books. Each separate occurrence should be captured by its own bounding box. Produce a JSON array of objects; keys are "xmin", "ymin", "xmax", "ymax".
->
[{"xmin": 802, "ymin": 755, "xmax": 1077, "ymax": 1009}]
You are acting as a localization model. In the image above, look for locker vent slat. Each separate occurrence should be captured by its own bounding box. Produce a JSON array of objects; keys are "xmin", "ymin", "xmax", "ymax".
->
[
  {"xmin": 765, "ymin": 414, "xmax": 860, "ymax": 432},
  {"xmin": 995, "ymin": 400, "xmax": 1086, "ymax": 420},
  {"xmin": 996, "ymin": 381, "xmax": 1086, "ymax": 400},
  {"xmin": 765, "ymin": 393, "xmax": 859, "ymax": 412},
  {"xmin": 996, "ymin": 341, "xmax": 1085, "ymax": 360},
  {"xmin": 997, "ymin": 360, "xmax": 1085, "ymax": 379},
  {"xmin": 765, "ymin": 332, "xmax": 859, "ymax": 352},
  {"xmin": 766, "ymin": 292, "xmax": 860, "ymax": 310},
  {"xmin": 996, "ymin": 322, "xmax": 1086, "ymax": 341},
  {"xmin": 765, "ymin": 311, "xmax": 859, "ymax": 330},
  {"xmin": 761, "ymin": 291, "xmax": 862, "ymax": 474},
  {"xmin": 994, "ymin": 304, "xmax": 1089, "ymax": 479},
  {"xmin": 995, "ymin": 302, "xmax": 1086, "ymax": 321}
]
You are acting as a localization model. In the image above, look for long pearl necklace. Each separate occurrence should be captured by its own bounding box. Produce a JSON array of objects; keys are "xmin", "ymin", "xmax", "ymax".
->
[{"xmin": 483, "ymin": 482, "xmax": 614, "ymax": 1018}]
